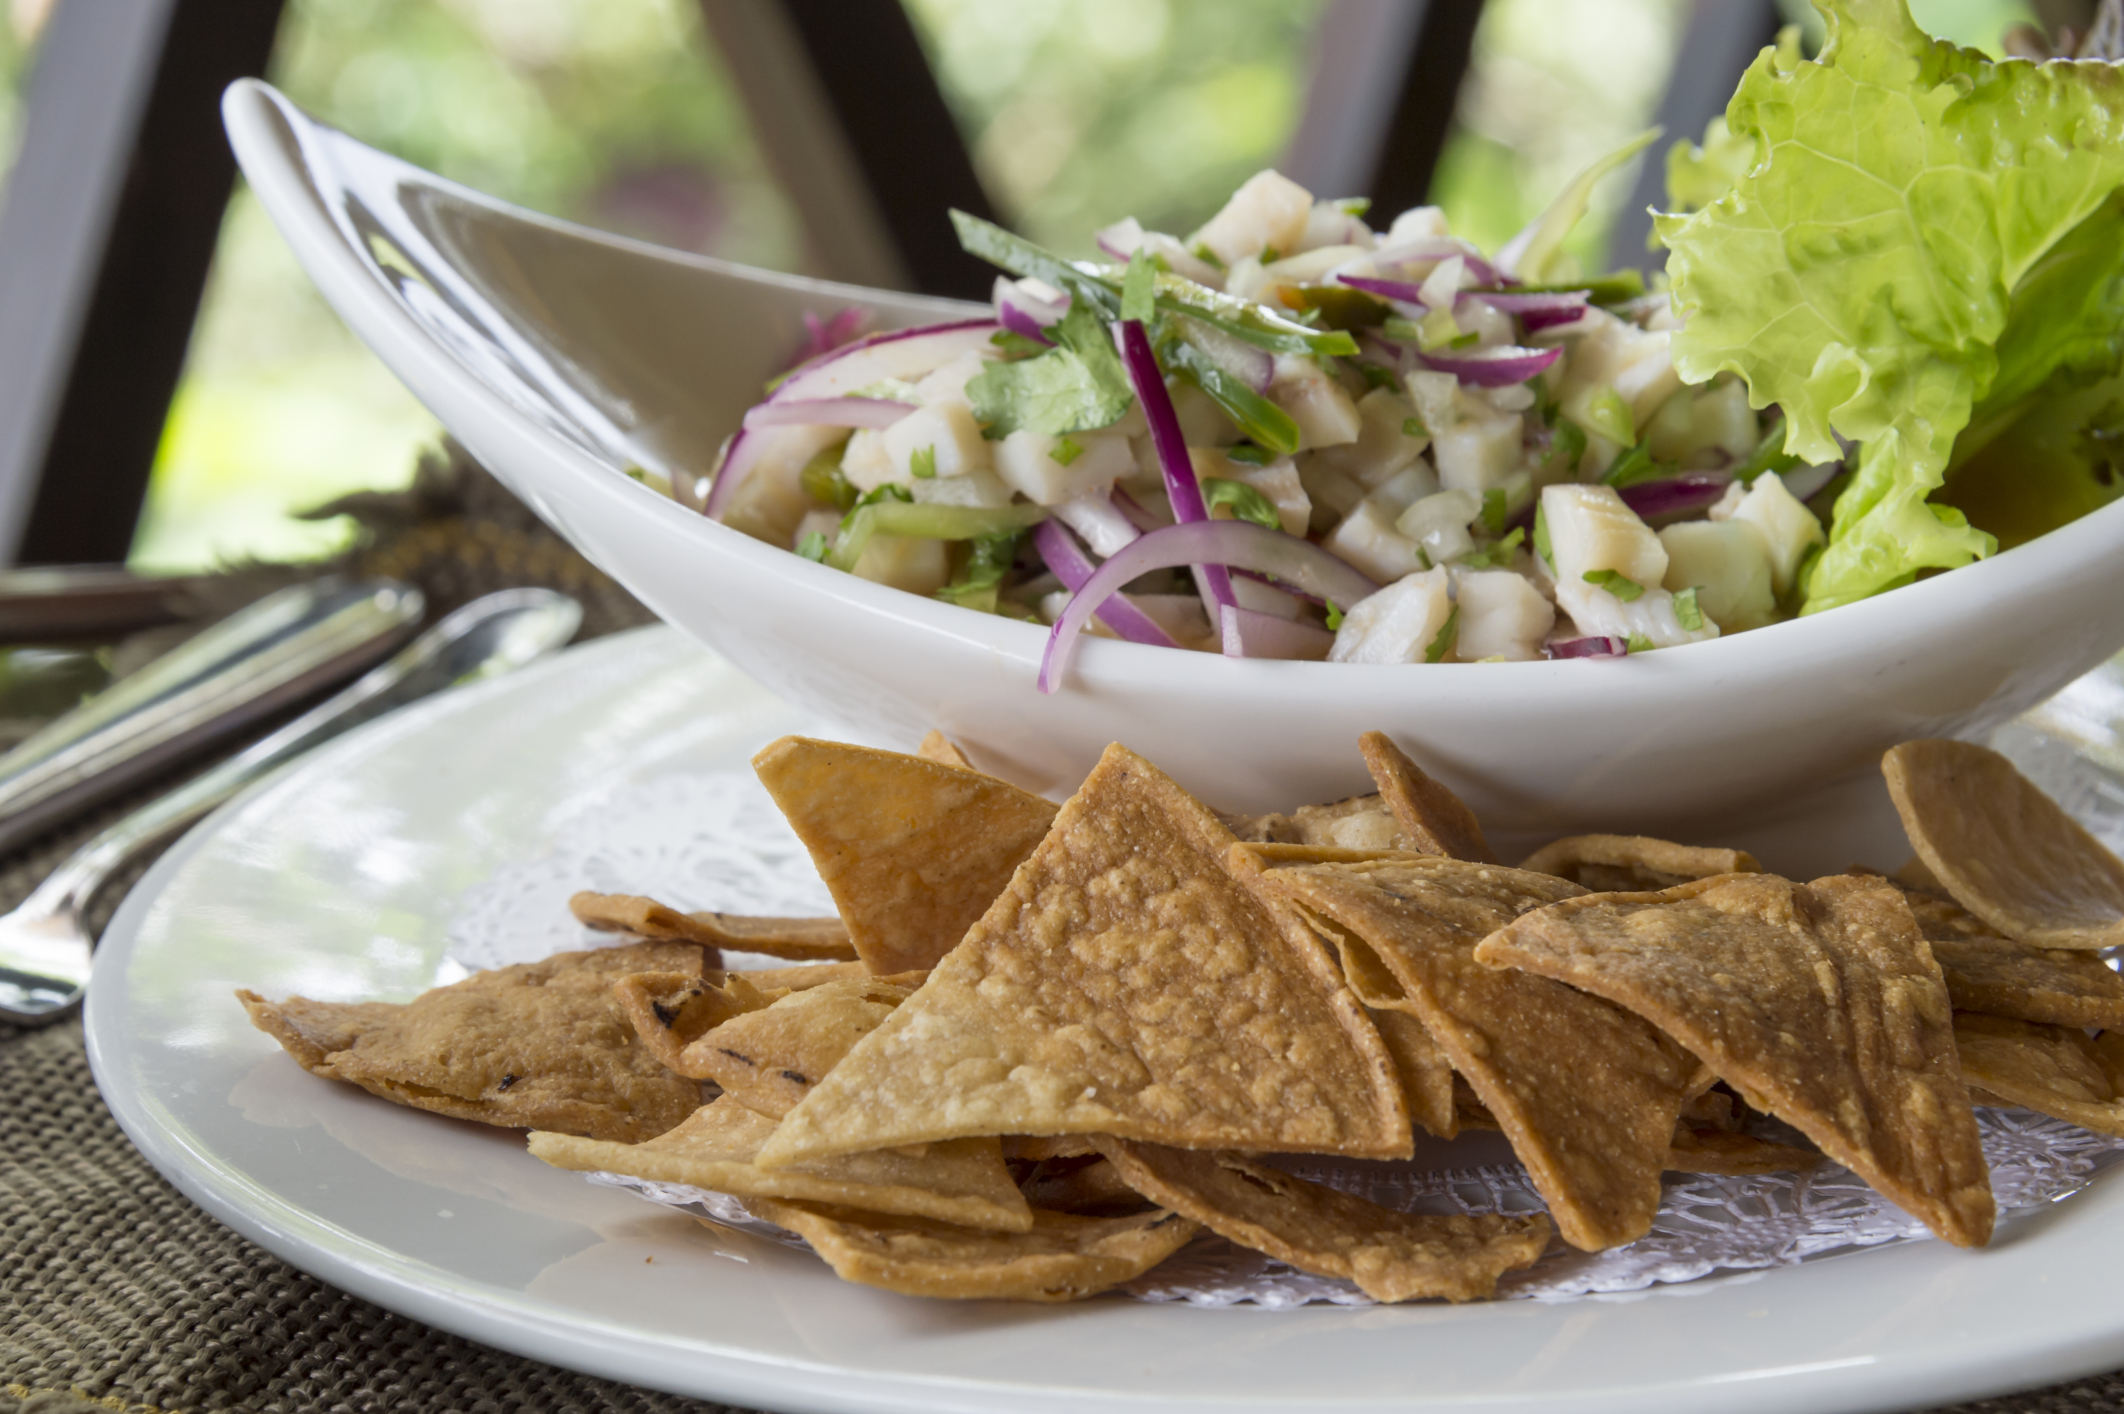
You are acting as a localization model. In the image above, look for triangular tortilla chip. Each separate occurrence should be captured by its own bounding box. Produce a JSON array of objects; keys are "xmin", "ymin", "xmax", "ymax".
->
[
  {"xmin": 1885, "ymin": 739, "xmax": 2124, "ymax": 949},
  {"xmin": 613, "ymin": 970, "xmax": 782, "ymax": 1074},
  {"xmin": 1955, "ymin": 1014, "xmax": 2124, "ymax": 1137},
  {"xmin": 680, "ymin": 976, "xmax": 917, "ymax": 1116},
  {"xmin": 754, "ymin": 744, "xmax": 1411, "ymax": 1170},
  {"xmin": 1096, "ymin": 1140, "xmax": 1549, "ymax": 1303},
  {"xmin": 236, "ymin": 943, "xmax": 704, "ymax": 1143},
  {"xmin": 743, "ymin": 1198, "xmax": 1197, "ymax": 1301},
  {"xmin": 1518, "ymin": 834, "xmax": 1759, "ymax": 892},
  {"xmin": 754, "ymin": 736, "xmax": 1059, "ymax": 973},
  {"xmin": 1369, "ymin": 1005, "xmax": 1458, "ymax": 1139},
  {"xmin": 1235, "ymin": 852, "xmax": 1700, "ymax": 1252},
  {"xmin": 570, "ymin": 892, "xmax": 857, "ymax": 962},
  {"xmin": 1214, "ymin": 808, "xmax": 1301, "ymax": 843},
  {"xmin": 1015, "ymin": 1155, "xmax": 1149, "ymax": 1216},
  {"xmin": 1475, "ymin": 872, "xmax": 1995, "ymax": 1247},
  {"xmin": 529, "ymin": 1095, "xmax": 1032, "ymax": 1231},
  {"xmin": 917, "ymin": 729, "xmax": 974, "ymax": 770},
  {"xmin": 1359, "ymin": 732, "xmax": 1496, "ymax": 863},
  {"xmin": 1665, "ymin": 1128, "xmax": 1820, "ymax": 1175}
]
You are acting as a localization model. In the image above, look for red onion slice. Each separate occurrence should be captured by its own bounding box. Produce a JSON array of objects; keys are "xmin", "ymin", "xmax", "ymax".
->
[
  {"xmin": 1416, "ymin": 344, "xmax": 1562, "ymax": 388},
  {"xmin": 742, "ymin": 397, "xmax": 915, "ymax": 430},
  {"xmin": 707, "ymin": 319, "xmax": 997, "ymax": 519},
  {"xmin": 992, "ymin": 276, "xmax": 1067, "ymax": 346},
  {"xmin": 1547, "ymin": 635, "xmax": 1628, "ymax": 660},
  {"xmin": 1110, "ymin": 486, "xmax": 1166, "ymax": 533},
  {"xmin": 1116, "ymin": 319, "xmax": 1238, "ymax": 623},
  {"xmin": 1220, "ymin": 604, "xmax": 1333, "ymax": 660},
  {"xmin": 1033, "ymin": 520, "xmax": 1176, "ymax": 648},
  {"xmin": 1616, "ymin": 472, "xmax": 1730, "ymax": 520},
  {"xmin": 1361, "ymin": 237, "xmax": 1510, "ymax": 288},
  {"xmin": 1038, "ymin": 520, "xmax": 1380, "ymax": 691},
  {"xmin": 791, "ymin": 307, "xmax": 868, "ymax": 365},
  {"xmin": 1336, "ymin": 274, "xmax": 1427, "ymax": 308}
]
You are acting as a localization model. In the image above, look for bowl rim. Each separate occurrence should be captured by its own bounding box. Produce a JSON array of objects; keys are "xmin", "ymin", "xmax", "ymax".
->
[{"xmin": 223, "ymin": 76, "xmax": 2124, "ymax": 701}]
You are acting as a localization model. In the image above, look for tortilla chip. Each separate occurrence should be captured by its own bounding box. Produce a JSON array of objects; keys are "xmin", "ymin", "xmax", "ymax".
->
[
  {"xmin": 1884, "ymin": 739, "xmax": 2124, "ymax": 949},
  {"xmin": 1096, "ymin": 1140, "xmax": 1549, "ymax": 1303},
  {"xmin": 1369, "ymin": 1005, "xmax": 1458, "ymax": 1139},
  {"xmin": 1002, "ymin": 1136, "xmax": 1102, "ymax": 1161},
  {"xmin": 1476, "ymin": 872, "xmax": 1994, "ymax": 1247},
  {"xmin": 1665, "ymin": 1128, "xmax": 1820, "ymax": 1175},
  {"xmin": 1359, "ymin": 732, "xmax": 1496, "ymax": 863},
  {"xmin": 613, "ymin": 971, "xmax": 782, "ymax": 1073},
  {"xmin": 1932, "ymin": 937, "xmax": 2124, "ymax": 1030},
  {"xmin": 236, "ymin": 943, "xmax": 704, "ymax": 1142},
  {"xmin": 743, "ymin": 1198, "xmax": 1198, "ymax": 1301},
  {"xmin": 1954, "ymin": 1014, "xmax": 2124, "ymax": 1137},
  {"xmin": 529, "ymin": 1095, "xmax": 1031, "ymax": 1230},
  {"xmin": 572, "ymin": 892, "xmax": 857, "ymax": 963},
  {"xmin": 1518, "ymin": 834, "xmax": 1760, "ymax": 893},
  {"xmin": 753, "ymin": 736, "xmax": 1060, "ymax": 974},
  {"xmin": 1237, "ymin": 853, "xmax": 1699, "ymax": 1252},
  {"xmin": 754, "ymin": 744, "xmax": 1411, "ymax": 1170},
  {"xmin": 1014, "ymin": 1155, "xmax": 1150, "ymax": 1216},
  {"xmin": 1291, "ymin": 794, "xmax": 1411, "ymax": 851},
  {"xmin": 733, "ymin": 961, "xmax": 878, "ymax": 992},
  {"xmin": 680, "ymin": 976, "xmax": 917, "ymax": 1115},
  {"xmin": 918, "ymin": 729, "xmax": 974, "ymax": 770}
]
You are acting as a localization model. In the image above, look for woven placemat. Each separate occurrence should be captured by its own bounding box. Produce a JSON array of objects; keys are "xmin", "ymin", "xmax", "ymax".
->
[{"xmin": 1, "ymin": 451, "xmax": 2119, "ymax": 1413}]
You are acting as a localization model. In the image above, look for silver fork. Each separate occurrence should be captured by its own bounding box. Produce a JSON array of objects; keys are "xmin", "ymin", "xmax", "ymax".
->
[{"xmin": 0, "ymin": 587, "xmax": 583, "ymax": 1024}]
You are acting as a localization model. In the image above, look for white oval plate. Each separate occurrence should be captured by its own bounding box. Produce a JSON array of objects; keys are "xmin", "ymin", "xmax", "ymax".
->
[{"xmin": 86, "ymin": 627, "xmax": 2124, "ymax": 1414}]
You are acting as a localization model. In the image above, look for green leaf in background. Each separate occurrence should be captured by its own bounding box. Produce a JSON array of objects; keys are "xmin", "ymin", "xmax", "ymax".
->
[
  {"xmin": 1656, "ymin": 0, "xmax": 2124, "ymax": 614},
  {"xmin": 965, "ymin": 300, "xmax": 1134, "ymax": 438}
]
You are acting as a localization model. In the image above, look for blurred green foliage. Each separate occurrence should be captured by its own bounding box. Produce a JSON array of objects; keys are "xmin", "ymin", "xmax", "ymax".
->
[{"xmin": 906, "ymin": 0, "xmax": 1323, "ymax": 253}]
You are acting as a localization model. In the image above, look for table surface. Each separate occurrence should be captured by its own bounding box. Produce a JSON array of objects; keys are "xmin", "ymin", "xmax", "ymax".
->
[{"xmin": 5, "ymin": 458, "xmax": 2124, "ymax": 1414}]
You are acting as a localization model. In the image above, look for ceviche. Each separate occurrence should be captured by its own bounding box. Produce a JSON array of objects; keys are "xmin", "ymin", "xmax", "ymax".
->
[{"xmin": 680, "ymin": 1, "xmax": 2124, "ymax": 689}]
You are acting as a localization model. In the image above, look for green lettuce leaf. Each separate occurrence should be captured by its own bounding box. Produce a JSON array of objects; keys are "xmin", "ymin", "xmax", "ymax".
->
[
  {"xmin": 1655, "ymin": 0, "xmax": 2124, "ymax": 613},
  {"xmin": 966, "ymin": 300, "xmax": 1134, "ymax": 438},
  {"xmin": 1662, "ymin": 30, "xmax": 1802, "ymax": 214}
]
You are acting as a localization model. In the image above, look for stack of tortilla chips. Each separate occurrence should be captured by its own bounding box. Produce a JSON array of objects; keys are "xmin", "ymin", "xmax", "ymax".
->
[{"xmin": 242, "ymin": 727, "xmax": 2124, "ymax": 1302}]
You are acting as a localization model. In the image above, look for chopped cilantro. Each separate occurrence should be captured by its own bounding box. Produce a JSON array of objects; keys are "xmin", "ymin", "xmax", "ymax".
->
[
  {"xmin": 796, "ymin": 532, "xmax": 830, "ymax": 562},
  {"xmin": 1479, "ymin": 487, "xmax": 1508, "ymax": 536},
  {"xmin": 1549, "ymin": 418, "xmax": 1588, "ymax": 472},
  {"xmin": 1600, "ymin": 439, "xmax": 1673, "ymax": 490},
  {"xmin": 1583, "ymin": 568, "xmax": 1645, "ymax": 602},
  {"xmin": 1120, "ymin": 251, "xmax": 1155, "ymax": 323},
  {"xmin": 1324, "ymin": 600, "xmax": 1345, "ymax": 631},
  {"xmin": 1358, "ymin": 363, "xmax": 1398, "ymax": 390},
  {"xmin": 1334, "ymin": 197, "xmax": 1371, "ymax": 216},
  {"xmin": 1403, "ymin": 416, "xmax": 1429, "ymax": 439},
  {"xmin": 1225, "ymin": 444, "xmax": 1274, "ymax": 466},
  {"xmin": 1448, "ymin": 330, "xmax": 1481, "ymax": 349},
  {"xmin": 1189, "ymin": 241, "xmax": 1225, "ymax": 271},
  {"xmin": 1625, "ymin": 632, "xmax": 1656, "ymax": 654},
  {"xmin": 1201, "ymin": 477, "xmax": 1283, "ymax": 531},
  {"xmin": 1051, "ymin": 436, "xmax": 1083, "ymax": 467},
  {"xmin": 1424, "ymin": 606, "xmax": 1460, "ymax": 664},
  {"xmin": 966, "ymin": 299, "xmax": 1134, "ymax": 438},
  {"xmin": 935, "ymin": 528, "xmax": 1028, "ymax": 612},
  {"xmin": 909, "ymin": 446, "xmax": 938, "ymax": 480},
  {"xmin": 1462, "ymin": 527, "xmax": 1524, "ymax": 570},
  {"xmin": 1673, "ymin": 586, "xmax": 1703, "ymax": 631},
  {"xmin": 1260, "ymin": 246, "xmax": 1282, "ymax": 264},
  {"xmin": 1533, "ymin": 503, "xmax": 1552, "ymax": 568}
]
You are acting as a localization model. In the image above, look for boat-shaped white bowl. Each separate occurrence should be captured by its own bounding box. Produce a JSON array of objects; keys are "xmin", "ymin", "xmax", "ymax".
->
[{"xmin": 224, "ymin": 78, "xmax": 2124, "ymax": 873}]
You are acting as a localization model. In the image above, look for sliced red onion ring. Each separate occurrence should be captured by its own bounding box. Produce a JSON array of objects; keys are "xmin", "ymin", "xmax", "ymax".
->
[
  {"xmin": 1220, "ymin": 604, "xmax": 1333, "ymax": 661},
  {"xmin": 1616, "ymin": 473, "xmax": 1730, "ymax": 520},
  {"xmin": 1039, "ymin": 520, "xmax": 1380, "ymax": 692},
  {"xmin": 742, "ymin": 397, "xmax": 914, "ymax": 430},
  {"xmin": 1233, "ymin": 566, "xmax": 1324, "ymax": 605},
  {"xmin": 1416, "ymin": 344, "xmax": 1562, "ymax": 388},
  {"xmin": 791, "ymin": 307, "xmax": 867, "ymax": 365},
  {"xmin": 996, "ymin": 303, "xmax": 1056, "ymax": 346},
  {"xmin": 707, "ymin": 318, "xmax": 997, "ymax": 519},
  {"xmin": 1547, "ymin": 635, "xmax": 1628, "ymax": 660},
  {"xmin": 1110, "ymin": 486, "xmax": 1166, "ymax": 533},
  {"xmin": 1116, "ymin": 319, "xmax": 1238, "ymax": 623},
  {"xmin": 993, "ymin": 276, "xmax": 1066, "ymax": 346},
  {"xmin": 1336, "ymin": 274, "xmax": 1427, "ymax": 307},
  {"xmin": 1360, "ymin": 237, "xmax": 1510, "ymax": 287},
  {"xmin": 1473, "ymin": 290, "xmax": 1591, "ymax": 333},
  {"xmin": 1033, "ymin": 520, "xmax": 1176, "ymax": 648}
]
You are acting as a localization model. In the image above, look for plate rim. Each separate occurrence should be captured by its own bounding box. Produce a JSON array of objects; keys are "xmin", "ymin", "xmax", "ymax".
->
[{"xmin": 79, "ymin": 625, "xmax": 2124, "ymax": 1414}]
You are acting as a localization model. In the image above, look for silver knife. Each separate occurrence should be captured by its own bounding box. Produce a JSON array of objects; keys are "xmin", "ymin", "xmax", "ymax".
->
[
  {"xmin": 0, "ymin": 576, "xmax": 423, "ymax": 856},
  {"xmin": 0, "ymin": 587, "xmax": 582, "ymax": 1023}
]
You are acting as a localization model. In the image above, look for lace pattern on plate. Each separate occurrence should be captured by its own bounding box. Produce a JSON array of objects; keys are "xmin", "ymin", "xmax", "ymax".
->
[
  {"xmin": 586, "ymin": 1113, "xmax": 2124, "ymax": 1307},
  {"xmin": 448, "ymin": 761, "xmax": 2124, "ymax": 1306}
]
